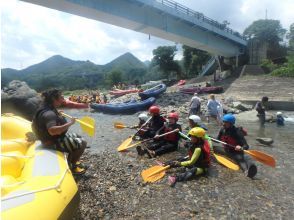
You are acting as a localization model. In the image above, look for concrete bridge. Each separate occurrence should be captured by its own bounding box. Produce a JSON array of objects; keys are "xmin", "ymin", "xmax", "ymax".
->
[{"xmin": 21, "ymin": 0, "xmax": 247, "ymax": 58}]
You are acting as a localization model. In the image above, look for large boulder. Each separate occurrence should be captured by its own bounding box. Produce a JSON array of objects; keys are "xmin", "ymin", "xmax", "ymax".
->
[
  {"xmin": 231, "ymin": 101, "xmax": 252, "ymax": 111},
  {"xmin": 1, "ymin": 80, "xmax": 42, "ymax": 121}
]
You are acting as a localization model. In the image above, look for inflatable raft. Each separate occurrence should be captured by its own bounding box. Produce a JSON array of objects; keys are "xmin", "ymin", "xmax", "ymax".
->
[
  {"xmin": 1, "ymin": 114, "xmax": 79, "ymax": 220},
  {"xmin": 180, "ymin": 86, "xmax": 223, "ymax": 94},
  {"xmin": 109, "ymin": 89, "xmax": 139, "ymax": 97},
  {"xmin": 177, "ymin": 80, "xmax": 186, "ymax": 86},
  {"xmin": 62, "ymin": 99, "xmax": 89, "ymax": 109},
  {"xmin": 90, "ymin": 97, "xmax": 156, "ymax": 114},
  {"xmin": 139, "ymin": 84, "xmax": 166, "ymax": 100}
]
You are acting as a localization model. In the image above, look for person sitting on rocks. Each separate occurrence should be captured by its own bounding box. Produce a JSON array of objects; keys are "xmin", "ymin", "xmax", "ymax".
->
[
  {"xmin": 140, "ymin": 106, "xmax": 166, "ymax": 139},
  {"xmin": 166, "ymin": 127, "xmax": 211, "ymax": 187},
  {"xmin": 276, "ymin": 112, "xmax": 285, "ymax": 126},
  {"xmin": 214, "ymin": 114, "xmax": 257, "ymax": 178},
  {"xmin": 132, "ymin": 113, "xmax": 149, "ymax": 139},
  {"xmin": 32, "ymin": 89, "xmax": 87, "ymax": 175},
  {"xmin": 138, "ymin": 112, "xmax": 181, "ymax": 157},
  {"xmin": 186, "ymin": 115, "xmax": 212, "ymax": 149}
]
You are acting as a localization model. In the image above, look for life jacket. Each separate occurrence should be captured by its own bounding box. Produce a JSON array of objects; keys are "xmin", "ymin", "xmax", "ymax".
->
[
  {"xmin": 149, "ymin": 115, "xmax": 166, "ymax": 133},
  {"xmin": 219, "ymin": 126, "xmax": 247, "ymax": 150},
  {"xmin": 188, "ymin": 140, "xmax": 210, "ymax": 167},
  {"xmin": 163, "ymin": 123, "xmax": 180, "ymax": 143},
  {"xmin": 32, "ymin": 105, "xmax": 67, "ymax": 143}
]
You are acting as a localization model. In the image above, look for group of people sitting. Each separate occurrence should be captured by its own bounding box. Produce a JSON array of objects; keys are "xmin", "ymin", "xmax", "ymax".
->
[
  {"xmin": 133, "ymin": 105, "xmax": 257, "ymax": 187},
  {"xmin": 69, "ymin": 92, "xmax": 107, "ymax": 104}
]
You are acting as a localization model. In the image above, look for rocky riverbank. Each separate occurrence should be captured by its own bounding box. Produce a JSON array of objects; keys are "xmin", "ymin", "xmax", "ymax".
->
[{"xmin": 72, "ymin": 82, "xmax": 294, "ymax": 219}]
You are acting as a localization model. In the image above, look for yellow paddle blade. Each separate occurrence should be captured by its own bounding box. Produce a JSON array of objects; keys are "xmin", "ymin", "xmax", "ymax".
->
[
  {"xmin": 141, "ymin": 165, "xmax": 168, "ymax": 182},
  {"xmin": 244, "ymin": 150, "xmax": 276, "ymax": 168},
  {"xmin": 141, "ymin": 165, "xmax": 170, "ymax": 183},
  {"xmin": 78, "ymin": 116, "xmax": 95, "ymax": 137},
  {"xmin": 213, "ymin": 153, "xmax": 239, "ymax": 171},
  {"xmin": 117, "ymin": 136, "xmax": 133, "ymax": 151},
  {"xmin": 114, "ymin": 122, "xmax": 127, "ymax": 129}
]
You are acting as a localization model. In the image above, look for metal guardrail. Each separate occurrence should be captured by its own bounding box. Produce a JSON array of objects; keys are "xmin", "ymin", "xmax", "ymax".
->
[{"xmin": 156, "ymin": 0, "xmax": 246, "ymax": 41}]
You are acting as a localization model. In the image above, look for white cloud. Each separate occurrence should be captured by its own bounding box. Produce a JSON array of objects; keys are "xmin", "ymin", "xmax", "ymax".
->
[{"xmin": 1, "ymin": 0, "xmax": 293, "ymax": 69}]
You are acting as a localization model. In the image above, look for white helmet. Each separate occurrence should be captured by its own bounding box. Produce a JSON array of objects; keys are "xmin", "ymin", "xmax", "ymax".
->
[
  {"xmin": 276, "ymin": 112, "xmax": 283, "ymax": 116},
  {"xmin": 189, "ymin": 115, "xmax": 201, "ymax": 124},
  {"xmin": 138, "ymin": 113, "xmax": 148, "ymax": 121}
]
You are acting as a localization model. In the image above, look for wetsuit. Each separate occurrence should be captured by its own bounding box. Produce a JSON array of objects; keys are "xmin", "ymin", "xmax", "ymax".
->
[
  {"xmin": 148, "ymin": 122, "xmax": 182, "ymax": 156},
  {"xmin": 173, "ymin": 140, "xmax": 210, "ymax": 182},
  {"xmin": 255, "ymin": 101, "xmax": 266, "ymax": 127},
  {"xmin": 143, "ymin": 115, "xmax": 166, "ymax": 138},
  {"xmin": 215, "ymin": 126, "xmax": 256, "ymax": 173}
]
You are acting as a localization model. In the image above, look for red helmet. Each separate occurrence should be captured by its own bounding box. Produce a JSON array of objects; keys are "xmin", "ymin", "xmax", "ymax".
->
[
  {"xmin": 149, "ymin": 105, "xmax": 160, "ymax": 114},
  {"xmin": 168, "ymin": 112, "xmax": 179, "ymax": 121}
]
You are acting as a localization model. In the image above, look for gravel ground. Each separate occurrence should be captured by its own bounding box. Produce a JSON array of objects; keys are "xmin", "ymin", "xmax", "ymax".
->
[{"xmin": 69, "ymin": 84, "xmax": 294, "ymax": 220}]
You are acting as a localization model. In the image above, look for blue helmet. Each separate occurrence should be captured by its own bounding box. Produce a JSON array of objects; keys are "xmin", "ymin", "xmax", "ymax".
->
[{"xmin": 222, "ymin": 114, "xmax": 235, "ymax": 124}]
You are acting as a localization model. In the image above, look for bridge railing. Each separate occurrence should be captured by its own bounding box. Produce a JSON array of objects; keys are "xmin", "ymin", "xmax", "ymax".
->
[{"xmin": 156, "ymin": 0, "xmax": 246, "ymax": 41}]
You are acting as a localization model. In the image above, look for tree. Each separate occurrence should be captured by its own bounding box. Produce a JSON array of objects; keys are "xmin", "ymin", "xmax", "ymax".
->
[
  {"xmin": 243, "ymin": 19, "xmax": 286, "ymax": 44},
  {"xmin": 286, "ymin": 23, "xmax": 294, "ymax": 50},
  {"xmin": 152, "ymin": 46, "xmax": 179, "ymax": 78},
  {"xmin": 106, "ymin": 70, "xmax": 122, "ymax": 86},
  {"xmin": 182, "ymin": 45, "xmax": 210, "ymax": 76}
]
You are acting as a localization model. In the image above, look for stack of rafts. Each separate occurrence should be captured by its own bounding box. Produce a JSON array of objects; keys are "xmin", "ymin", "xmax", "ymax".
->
[{"xmin": 90, "ymin": 84, "xmax": 166, "ymax": 114}]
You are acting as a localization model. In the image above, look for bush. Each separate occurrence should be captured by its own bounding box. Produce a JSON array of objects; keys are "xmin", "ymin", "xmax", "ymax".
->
[
  {"xmin": 270, "ymin": 54, "xmax": 294, "ymax": 77},
  {"xmin": 260, "ymin": 59, "xmax": 277, "ymax": 73}
]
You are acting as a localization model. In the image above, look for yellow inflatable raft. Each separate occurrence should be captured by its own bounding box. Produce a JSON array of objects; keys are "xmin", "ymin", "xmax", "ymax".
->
[{"xmin": 1, "ymin": 114, "xmax": 79, "ymax": 220}]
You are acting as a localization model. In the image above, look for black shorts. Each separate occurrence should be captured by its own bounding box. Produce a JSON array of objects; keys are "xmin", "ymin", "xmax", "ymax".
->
[{"xmin": 53, "ymin": 133, "xmax": 85, "ymax": 153}]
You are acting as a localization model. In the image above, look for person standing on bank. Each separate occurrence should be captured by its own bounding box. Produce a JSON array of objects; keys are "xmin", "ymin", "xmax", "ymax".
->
[
  {"xmin": 32, "ymin": 89, "xmax": 87, "ymax": 175},
  {"xmin": 206, "ymin": 94, "xmax": 221, "ymax": 125},
  {"xmin": 189, "ymin": 93, "xmax": 201, "ymax": 116},
  {"xmin": 255, "ymin": 96, "xmax": 269, "ymax": 127}
]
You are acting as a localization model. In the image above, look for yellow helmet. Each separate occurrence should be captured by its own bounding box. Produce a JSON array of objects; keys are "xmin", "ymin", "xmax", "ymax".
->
[{"xmin": 188, "ymin": 127, "xmax": 206, "ymax": 138}]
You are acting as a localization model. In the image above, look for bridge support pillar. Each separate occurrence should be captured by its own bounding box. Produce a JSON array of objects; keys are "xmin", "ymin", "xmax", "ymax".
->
[{"xmin": 235, "ymin": 54, "xmax": 239, "ymax": 67}]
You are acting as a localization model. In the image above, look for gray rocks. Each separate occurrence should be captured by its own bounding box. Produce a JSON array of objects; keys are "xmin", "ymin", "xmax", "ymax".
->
[
  {"xmin": 1, "ymin": 80, "xmax": 42, "ymax": 120},
  {"xmin": 256, "ymin": 137, "xmax": 274, "ymax": 145},
  {"xmin": 231, "ymin": 101, "xmax": 252, "ymax": 111}
]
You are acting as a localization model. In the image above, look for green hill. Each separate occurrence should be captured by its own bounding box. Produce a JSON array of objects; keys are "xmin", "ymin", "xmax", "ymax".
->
[{"xmin": 1, "ymin": 53, "xmax": 148, "ymax": 91}]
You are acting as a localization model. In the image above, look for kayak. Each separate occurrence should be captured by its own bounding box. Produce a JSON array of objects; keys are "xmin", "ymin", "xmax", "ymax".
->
[
  {"xmin": 139, "ymin": 84, "xmax": 166, "ymax": 100},
  {"xmin": 1, "ymin": 114, "xmax": 79, "ymax": 220},
  {"xmin": 109, "ymin": 89, "xmax": 139, "ymax": 97},
  {"xmin": 177, "ymin": 80, "xmax": 186, "ymax": 86},
  {"xmin": 180, "ymin": 86, "xmax": 223, "ymax": 94},
  {"xmin": 62, "ymin": 99, "xmax": 89, "ymax": 109},
  {"xmin": 90, "ymin": 97, "xmax": 156, "ymax": 114}
]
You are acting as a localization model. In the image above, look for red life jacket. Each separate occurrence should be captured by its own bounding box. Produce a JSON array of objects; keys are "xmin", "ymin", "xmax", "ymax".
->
[
  {"xmin": 163, "ymin": 123, "xmax": 180, "ymax": 142},
  {"xmin": 219, "ymin": 126, "xmax": 247, "ymax": 149},
  {"xmin": 188, "ymin": 140, "xmax": 211, "ymax": 167}
]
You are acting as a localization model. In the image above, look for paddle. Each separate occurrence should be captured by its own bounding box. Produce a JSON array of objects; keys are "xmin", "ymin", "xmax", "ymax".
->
[
  {"xmin": 117, "ymin": 129, "xmax": 180, "ymax": 152},
  {"xmin": 60, "ymin": 112, "xmax": 95, "ymax": 137},
  {"xmin": 117, "ymin": 117, "xmax": 152, "ymax": 151},
  {"xmin": 141, "ymin": 165, "xmax": 170, "ymax": 183},
  {"xmin": 211, "ymin": 138, "xmax": 276, "ymax": 168},
  {"xmin": 178, "ymin": 131, "xmax": 239, "ymax": 171},
  {"xmin": 114, "ymin": 122, "xmax": 134, "ymax": 129}
]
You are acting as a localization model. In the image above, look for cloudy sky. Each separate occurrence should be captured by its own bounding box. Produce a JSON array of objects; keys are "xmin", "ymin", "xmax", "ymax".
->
[{"xmin": 1, "ymin": 0, "xmax": 293, "ymax": 70}]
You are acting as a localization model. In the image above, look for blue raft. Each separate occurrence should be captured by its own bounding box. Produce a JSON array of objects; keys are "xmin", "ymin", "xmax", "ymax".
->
[
  {"xmin": 90, "ymin": 97, "xmax": 156, "ymax": 114},
  {"xmin": 139, "ymin": 83, "xmax": 166, "ymax": 100}
]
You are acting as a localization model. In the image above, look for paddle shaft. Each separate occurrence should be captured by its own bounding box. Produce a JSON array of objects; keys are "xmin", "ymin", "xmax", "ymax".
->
[
  {"xmin": 133, "ymin": 117, "xmax": 152, "ymax": 137},
  {"xmin": 125, "ymin": 129, "xmax": 180, "ymax": 150},
  {"xmin": 61, "ymin": 112, "xmax": 94, "ymax": 129},
  {"xmin": 147, "ymin": 165, "xmax": 170, "ymax": 178}
]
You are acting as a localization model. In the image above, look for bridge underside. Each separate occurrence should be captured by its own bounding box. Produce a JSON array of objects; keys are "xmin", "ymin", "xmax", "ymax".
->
[{"xmin": 21, "ymin": 0, "xmax": 246, "ymax": 57}]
